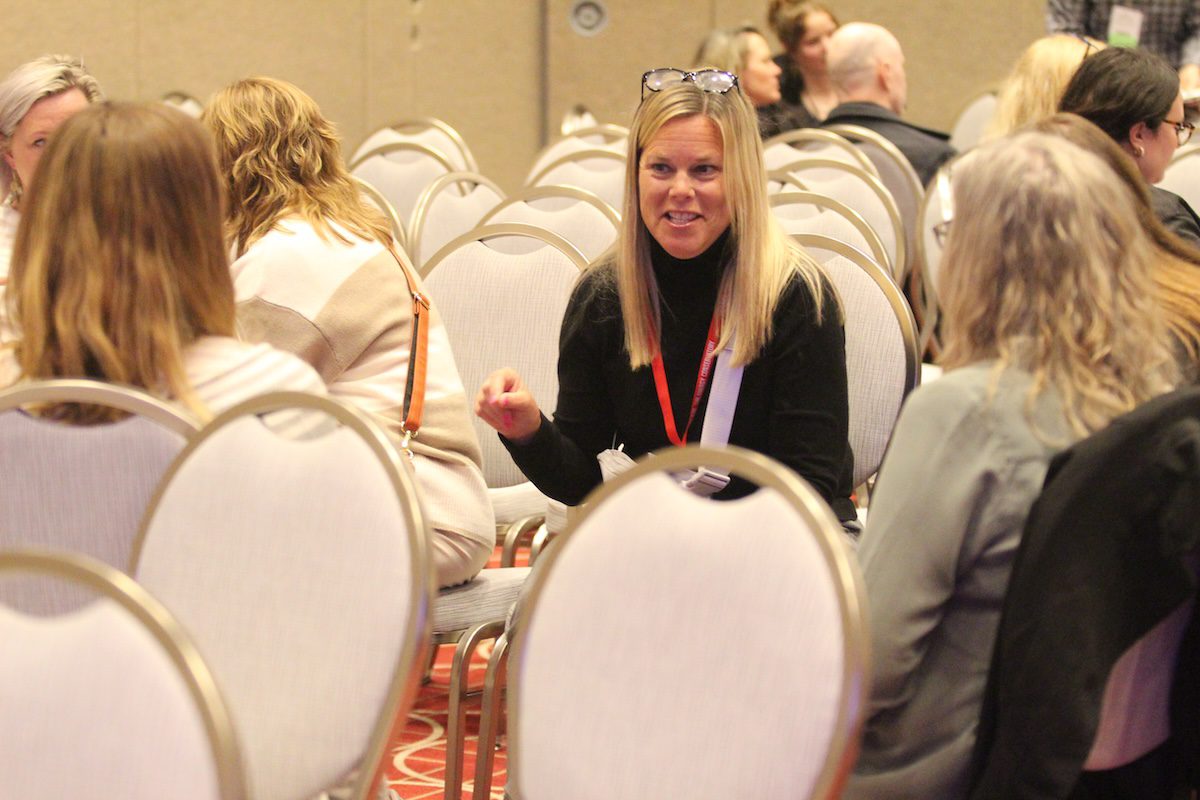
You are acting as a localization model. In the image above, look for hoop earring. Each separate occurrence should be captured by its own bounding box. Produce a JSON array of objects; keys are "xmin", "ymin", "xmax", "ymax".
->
[{"xmin": 1133, "ymin": 145, "xmax": 1146, "ymax": 158}]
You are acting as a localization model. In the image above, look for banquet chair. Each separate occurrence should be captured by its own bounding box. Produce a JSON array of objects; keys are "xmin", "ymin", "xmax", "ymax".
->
[
  {"xmin": 527, "ymin": 123, "xmax": 628, "ymax": 181},
  {"xmin": 771, "ymin": 190, "xmax": 892, "ymax": 274},
  {"xmin": 0, "ymin": 548, "xmax": 246, "ymax": 800},
  {"xmin": 352, "ymin": 117, "xmax": 478, "ymax": 174},
  {"xmin": 525, "ymin": 148, "xmax": 627, "ymax": 212},
  {"xmin": 353, "ymin": 176, "xmax": 408, "ymax": 251},
  {"xmin": 949, "ymin": 90, "xmax": 997, "ymax": 152},
  {"xmin": 560, "ymin": 104, "xmax": 599, "ymax": 135},
  {"xmin": 1160, "ymin": 143, "xmax": 1200, "ymax": 211},
  {"xmin": 132, "ymin": 392, "xmax": 433, "ymax": 800},
  {"xmin": 497, "ymin": 445, "xmax": 870, "ymax": 800},
  {"xmin": 792, "ymin": 234, "xmax": 920, "ymax": 490},
  {"xmin": 422, "ymin": 223, "xmax": 588, "ymax": 798},
  {"xmin": 349, "ymin": 141, "xmax": 457, "ymax": 232},
  {"xmin": 770, "ymin": 159, "xmax": 906, "ymax": 280},
  {"xmin": 824, "ymin": 123, "xmax": 925, "ymax": 269},
  {"xmin": 763, "ymin": 127, "xmax": 878, "ymax": 174},
  {"xmin": 408, "ymin": 170, "xmax": 506, "ymax": 268},
  {"xmin": 481, "ymin": 184, "xmax": 620, "ymax": 263},
  {"xmin": 0, "ymin": 378, "xmax": 199, "ymax": 615},
  {"xmin": 161, "ymin": 90, "xmax": 204, "ymax": 118}
]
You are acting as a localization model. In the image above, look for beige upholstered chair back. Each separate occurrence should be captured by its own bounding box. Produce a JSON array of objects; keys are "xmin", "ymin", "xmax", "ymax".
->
[
  {"xmin": 526, "ymin": 148, "xmax": 627, "ymax": 212},
  {"xmin": 482, "ymin": 185, "xmax": 619, "ymax": 263},
  {"xmin": 161, "ymin": 90, "xmax": 204, "ymax": 118},
  {"xmin": 1160, "ymin": 143, "xmax": 1200, "ymax": 211},
  {"xmin": 771, "ymin": 191, "xmax": 891, "ymax": 274},
  {"xmin": 132, "ymin": 392, "xmax": 432, "ymax": 800},
  {"xmin": 349, "ymin": 141, "xmax": 456, "ymax": 231},
  {"xmin": 0, "ymin": 379, "xmax": 198, "ymax": 615},
  {"xmin": 770, "ymin": 159, "xmax": 905, "ymax": 280},
  {"xmin": 508, "ymin": 445, "xmax": 870, "ymax": 800},
  {"xmin": 950, "ymin": 91, "xmax": 997, "ymax": 152},
  {"xmin": 408, "ymin": 171, "xmax": 506, "ymax": 268},
  {"xmin": 0, "ymin": 549, "xmax": 245, "ymax": 800},
  {"xmin": 763, "ymin": 128, "xmax": 878, "ymax": 174},
  {"xmin": 527, "ymin": 124, "xmax": 627, "ymax": 182},
  {"xmin": 352, "ymin": 118, "xmax": 477, "ymax": 173},
  {"xmin": 422, "ymin": 224, "xmax": 586, "ymax": 491},
  {"xmin": 795, "ymin": 235, "xmax": 919, "ymax": 486}
]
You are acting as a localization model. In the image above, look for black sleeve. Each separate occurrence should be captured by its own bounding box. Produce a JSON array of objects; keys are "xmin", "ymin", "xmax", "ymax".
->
[
  {"xmin": 500, "ymin": 269, "xmax": 616, "ymax": 505},
  {"xmin": 1152, "ymin": 186, "xmax": 1200, "ymax": 249}
]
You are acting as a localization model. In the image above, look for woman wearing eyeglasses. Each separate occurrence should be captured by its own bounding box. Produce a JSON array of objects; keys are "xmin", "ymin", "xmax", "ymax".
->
[
  {"xmin": 1059, "ymin": 46, "xmax": 1200, "ymax": 247},
  {"xmin": 845, "ymin": 133, "xmax": 1177, "ymax": 800},
  {"xmin": 476, "ymin": 69, "xmax": 855, "ymax": 522}
]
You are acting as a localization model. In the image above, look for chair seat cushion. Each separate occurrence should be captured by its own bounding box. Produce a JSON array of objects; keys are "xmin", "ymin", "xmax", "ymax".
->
[{"xmin": 433, "ymin": 567, "xmax": 530, "ymax": 633}]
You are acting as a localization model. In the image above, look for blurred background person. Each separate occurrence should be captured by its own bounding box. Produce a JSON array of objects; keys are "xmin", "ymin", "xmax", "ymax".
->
[
  {"xmin": 0, "ymin": 102, "xmax": 324, "ymax": 422},
  {"xmin": 985, "ymin": 33, "xmax": 1105, "ymax": 140},
  {"xmin": 1059, "ymin": 46, "xmax": 1200, "ymax": 246},
  {"xmin": 846, "ymin": 132, "xmax": 1177, "ymax": 800},
  {"xmin": 204, "ymin": 77, "xmax": 494, "ymax": 589},
  {"xmin": 694, "ymin": 25, "xmax": 794, "ymax": 137},
  {"xmin": 767, "ymin": 0, "xmax": 840, "ymax": 127}
]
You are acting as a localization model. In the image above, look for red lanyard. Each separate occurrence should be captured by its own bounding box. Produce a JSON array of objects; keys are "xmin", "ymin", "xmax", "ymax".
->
[{"xmin": 650, "ymin": 312, "xmax": 722, "ymax": 446}]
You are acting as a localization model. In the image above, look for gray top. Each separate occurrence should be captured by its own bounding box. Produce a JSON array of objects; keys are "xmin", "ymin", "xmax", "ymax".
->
[{"xmin": 845, "ymin": 362, "xmax": 1073, "ymax": 800}]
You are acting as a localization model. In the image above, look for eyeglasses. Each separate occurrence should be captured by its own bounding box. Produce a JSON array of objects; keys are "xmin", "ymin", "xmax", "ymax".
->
[
  {"xmin": 1163, "ymin": 117, "xmax": 1195, "ymax": 145},
  {"xmin": 641, "ymin": 68, "xmax": 740, "ymax": 99},
  {"xmin": 1071, "ymin": 32, "xmax": 1101, "ymax": 62},
  {"xmin": 932, "ymin": 219, "xmax": 953, "ymax": 248}
]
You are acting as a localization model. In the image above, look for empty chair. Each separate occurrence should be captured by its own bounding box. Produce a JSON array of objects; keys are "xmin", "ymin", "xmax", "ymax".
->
[
  {"xmin": 0, "ymin": 379, "xmax": 198, "ymax": 615},
  {"xmin": 0, "ymin": 548, "xmax": 245, "ymax": 800},
  {"xmin": 528, "ymin": 123, "xmax": 628, "ymax": 181},
  {"xmin": 771, "ymin": 158, "xmax": 906, "ymax": 279},
  {"xmin": 408, "ymin": 170, "xmax": 506, "ymax": 268},
  {"xmin": 481, "ymin": 184, "xmax": 620, "ymax": 263},
  {"xmin": 825, "ymin": 123, "xmax": 925, "ymax": 263},
  {"xmin": 1160, "ymin": 143, "xmax": 1200, "ymax": 212},
  {"xmin": 352, "ymin": 117, "xmax": 478, "ymax": 173},
  {"xmin": 349, "ymin": 140, "xmax": 456, "ymax": 230},
  {"xmin": 353, "ymin": 176, "xmax": 407, "ymax": 250},
  {"xmin": 504, "ymin": 445, "xmax": 870, "ymax": 800},
  {"xmin": 949, "ymin": 90, "xmax": 997, "ymax": 152},
  {"xmin": 763, "ymin": 128, "xmax": 878, "ymax": 174},
  {"xmin": 161, "ymin": 90, "xmax": 203, "ymax": 118},
  {"xmin": 526, "ymin": 147, "xmax": 627, "ymax": 212},
  {"xmin": 133, "ymin": 392, "xmax": 432, "ymax": 800},
  {"xmin": 792, "ymin": 234, "xmax": 919, "ymax": 488},
  {"xmin": 771, "ymin": 190, "xmax": 891, "ymax": 273}
]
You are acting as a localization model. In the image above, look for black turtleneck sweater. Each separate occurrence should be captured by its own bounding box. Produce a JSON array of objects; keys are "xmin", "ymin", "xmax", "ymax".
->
[{"xmin": 502, "ymin": 231, "xmax": 855, "ymax": 520}]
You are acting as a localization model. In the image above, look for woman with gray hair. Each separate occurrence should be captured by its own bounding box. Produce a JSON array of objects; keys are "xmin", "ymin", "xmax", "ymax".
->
[{"xmin": 0, "ymin": 54, "xmax": 103, "ymax": 289}]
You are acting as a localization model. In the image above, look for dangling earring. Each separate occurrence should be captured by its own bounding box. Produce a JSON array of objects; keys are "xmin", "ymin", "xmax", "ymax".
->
[{"xmin": 1133, "ymin": 145, "xmax": 1146, "ymax": 158}]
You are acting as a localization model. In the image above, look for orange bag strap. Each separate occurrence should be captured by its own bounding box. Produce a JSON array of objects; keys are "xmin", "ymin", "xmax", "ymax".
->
[{"xmin": 388, "ymin": 244, "xmax": 429, "ymax": 458}]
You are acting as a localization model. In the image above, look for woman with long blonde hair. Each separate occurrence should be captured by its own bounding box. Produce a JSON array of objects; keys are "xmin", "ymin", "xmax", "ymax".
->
[
  {"xmin": 985, "ymin": 34, "xmax": 1104, "ymax": 140},
  {"xmin": 204, "ymin": 76, "xmax": 494, "ymax": 588},
  {"xmin": 476, "ymin": 71, "xmax": 854, "ymax": 519},
  {"xmin": 846, "ymin": 132, "xmax": 1176, "ymax": 800},
  {"xmin": 0, "ymin": 101, "xmax": 323, "ymax": 422}
]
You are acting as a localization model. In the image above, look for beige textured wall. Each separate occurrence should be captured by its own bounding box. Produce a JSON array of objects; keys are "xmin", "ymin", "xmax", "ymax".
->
[{"xmin": 2, "ymin": 1, "xmax": 1043, "ymax": 193}]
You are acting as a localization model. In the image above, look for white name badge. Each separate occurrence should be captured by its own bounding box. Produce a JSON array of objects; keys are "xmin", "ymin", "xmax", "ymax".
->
[{"xmin": 1108, "ymin": 5, "xmax": 1145, "ymax": 48}]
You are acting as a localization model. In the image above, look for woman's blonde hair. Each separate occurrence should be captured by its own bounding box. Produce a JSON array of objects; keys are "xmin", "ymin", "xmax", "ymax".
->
[
  {"xmin": 617, "ymin": 80, "xmax": 832, "ymax": 368},
  {"xmin": 202, "ymin": 76, "xmax": 390, "ymax": 256},
  {"xmin": 1031, "ymin": 112, "xmax": 1200, "ymax": 369},
  {"xmin": 0, "ymin": 54, "xmax": 103, "ymax": 204},
  {"xmin": 694, "ymin": 25, "xmax": 763, "ymax": 75},
  {"xmin": 939, "ymin": 132, "xmax": 1176, "ymax": 437},
  {"xmin": 986, "ymin": 35, "xmax": 1104, "ymax": 141},
  {"xmin": 7, "ymin": 102, "xmax": 235, "ymax": 424}
]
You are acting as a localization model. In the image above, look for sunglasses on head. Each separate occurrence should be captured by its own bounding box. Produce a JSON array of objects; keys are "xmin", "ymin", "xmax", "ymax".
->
[{"xmin": 641, "ymin": 68, "xmax": 740, "ymax": 99}]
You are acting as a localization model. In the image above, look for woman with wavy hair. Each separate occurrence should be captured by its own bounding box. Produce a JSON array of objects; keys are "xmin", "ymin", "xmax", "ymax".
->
[
  {"xmin": 846, "ymin": 132, "xmax": 1177, "ymax": 800},
  {"xmin": 0, "ymin": 101, "xmax": 323, "ymax": 422},
  {"xmin": 985, "ymin": 34, "xmax": 1104, "ymax": 140},
  {"xmin": 476, "ymin": 71, "xmax": 854, "ymax": 520},
  {"xmin": 204, "ymin": 76, "xmax": 493, "ymax": 588}
]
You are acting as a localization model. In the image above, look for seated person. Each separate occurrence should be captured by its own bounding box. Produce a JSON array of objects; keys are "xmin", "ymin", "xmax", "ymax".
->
[
  {"xmin": 821, "ymin": 21, "xmax": 955, "ymax": 185},
  {"xmin": 203, "ymin": 77, "xmax": 494, "ymax": 589},
  {"xmin": 767, "ymin": 0, "xmax": 841, "ymax": 127},
  {"xmin": 693, "ymin": 25, "xmax": 792, "ymax": 137},
  {"xmin": 1059, "ymin": 45, "xmax": 1200, "ymax": 248},
  {"xmin": 985, "ymin": 33, "xmax": 1105, "ymax": 140},
  {"xmin": 476, "ymin": 69, "xmax": 856, "ymax": 524},
  {"xmin": 845, "ymin": 133, "xmax": 1177, "ymax": 799},
  {"xmin": 0, "ymin": 101, "xmax": 324, "ymax": 421}
]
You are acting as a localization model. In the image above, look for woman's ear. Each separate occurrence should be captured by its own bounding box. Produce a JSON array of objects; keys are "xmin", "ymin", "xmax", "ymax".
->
[{"xmin": 1128, "ymin": 121, "xmax": 1153, "ymax": 156}]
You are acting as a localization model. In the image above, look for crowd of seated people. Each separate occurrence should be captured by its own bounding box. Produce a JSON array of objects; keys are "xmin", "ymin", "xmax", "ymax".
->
[{"xmin": 1, "ymin": 3, "xmax": 1199, "ymax": 796}]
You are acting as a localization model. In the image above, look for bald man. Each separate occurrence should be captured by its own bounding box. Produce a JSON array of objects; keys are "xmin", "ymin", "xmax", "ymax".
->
[{"xmin": 821, "ymin": 22, "xmax": 954, "ymax": 186}]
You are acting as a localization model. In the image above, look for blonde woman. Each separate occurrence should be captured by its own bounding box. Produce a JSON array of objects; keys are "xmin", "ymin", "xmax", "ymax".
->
[
  {"xmin": 985, "ymin": 33, "xmax": 1104, "ymax": 140},
  {"xmin": 0, "ymin": 102, "xmax": 323, "ymax": 423},
  {"xmin": 476, "ymin": 71, "xmax": 854, "ymax": 521},
  {"xmin": 846, "ymin": 133, "xmax": 1177, "ymax": 800},
  {"xmin": 203, "ymin": 77, "xmax": 493, "ymax": 589},
  {"xmin": 693, "ymin": 26, "xmax": 789, "ymax": 136}
]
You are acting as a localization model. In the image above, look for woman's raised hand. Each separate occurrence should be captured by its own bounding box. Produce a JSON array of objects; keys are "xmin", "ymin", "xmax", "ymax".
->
[{"xmin": 475, "ymin": 368, "xmax": 543, "ymax": 445}]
